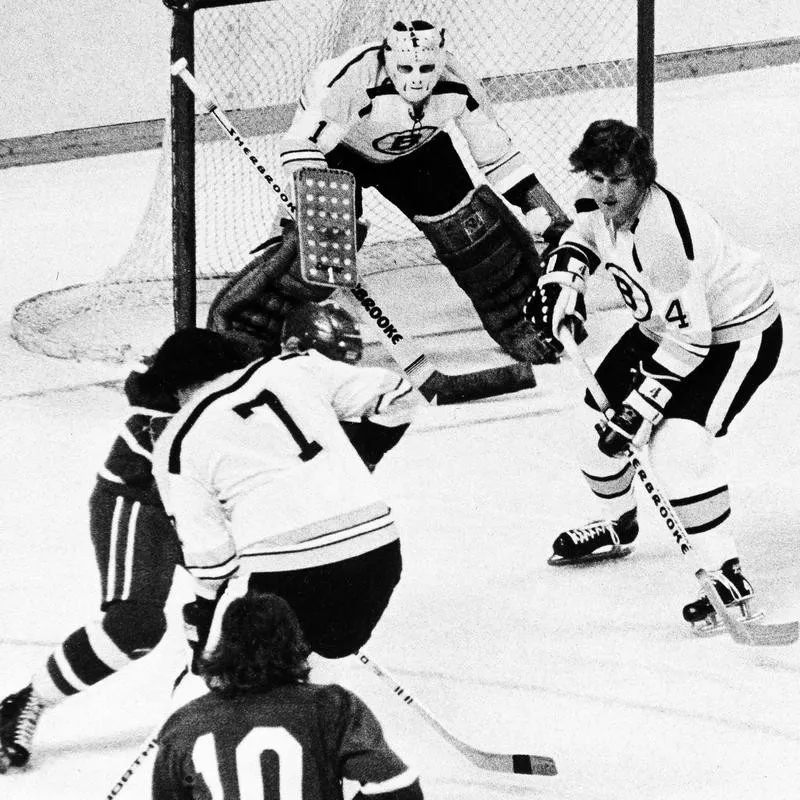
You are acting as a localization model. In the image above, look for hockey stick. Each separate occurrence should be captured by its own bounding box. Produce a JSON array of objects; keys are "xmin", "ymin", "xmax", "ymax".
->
[
  {"xmin": 171, "ymin": 59, "xmax": 535, "ymax": 405},
  {"xmin": 558, "ymin": 327, "xmax": 799, "ymax": 647},
  {"xmin": 356, "ymin": 651, "xmax": 557, "ymax": 776},
  {"xmin": 104, "ymin": 666, "xmax": 189, "ymax": 799}
]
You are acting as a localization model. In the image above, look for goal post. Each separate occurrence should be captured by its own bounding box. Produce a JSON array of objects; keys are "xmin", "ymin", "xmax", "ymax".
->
[
  {"xmin": 166, "ymin": 0, "xmax": 655, "ymax": 333},
  {"xmin": 10, "ymin": 0, "xmax": 654, "ymax": 363}
]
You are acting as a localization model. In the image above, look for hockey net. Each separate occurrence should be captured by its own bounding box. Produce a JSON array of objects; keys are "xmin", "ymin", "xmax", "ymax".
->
[{"xmin": 11, "ymin": 0, "xmax": 638, "ymax": 363}]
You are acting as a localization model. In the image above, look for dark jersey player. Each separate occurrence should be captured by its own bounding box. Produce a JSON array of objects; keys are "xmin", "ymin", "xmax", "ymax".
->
[{"xmin": 152, "ymin": 592, "xmax": 423, "ymax": 800}]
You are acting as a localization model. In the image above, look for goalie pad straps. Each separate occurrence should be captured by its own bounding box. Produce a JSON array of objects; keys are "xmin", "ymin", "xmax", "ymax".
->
[{"xmin": 414, "ymin": 185, "xmax": 548, "ymax": 362}]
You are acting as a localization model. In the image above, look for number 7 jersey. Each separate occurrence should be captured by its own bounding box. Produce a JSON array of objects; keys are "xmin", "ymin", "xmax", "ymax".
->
[
  {"xmin": 152, "ymin": 351, "xmax": 417, "ymax": 594},
  {"xmin": 565, "ymin": 182, "xmax": 779, "ymax": 379}
]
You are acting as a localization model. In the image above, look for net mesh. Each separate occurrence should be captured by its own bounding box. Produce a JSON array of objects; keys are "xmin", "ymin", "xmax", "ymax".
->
[{"xmin": 11, "ymin": 0, "xmax": 637, "ymax": 362}]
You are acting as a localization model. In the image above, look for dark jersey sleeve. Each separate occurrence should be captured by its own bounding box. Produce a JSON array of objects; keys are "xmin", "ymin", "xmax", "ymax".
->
[
  {"xmin": 334, "ymin": 687, "xmax": 423, "ymax": 800},
  {"xmin": 151, "ymin": 738, "xmax": 200, "ymax": 800}
]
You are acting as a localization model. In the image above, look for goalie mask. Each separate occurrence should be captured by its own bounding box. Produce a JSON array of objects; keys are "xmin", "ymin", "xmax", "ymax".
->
[
  {"xmin": 281, "ymin": 302, "xmax": 363, "ymax": 363},
  {"xmin": 383, "ymin": 19, "xmax": 446, "ymax": 104}
]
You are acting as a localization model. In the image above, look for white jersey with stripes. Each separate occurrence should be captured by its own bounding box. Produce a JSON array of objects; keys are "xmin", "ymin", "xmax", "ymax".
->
[
  {"xmin": 152, "ymin": 351, "xmax": 416, "ymax": 596},
  {"xmin": 279, "ymin": 42, "xmax": 536, "ymax": 195},
  {"xmin": 564, "ymin": 182, "xmax": 778, "ymax": 378}
]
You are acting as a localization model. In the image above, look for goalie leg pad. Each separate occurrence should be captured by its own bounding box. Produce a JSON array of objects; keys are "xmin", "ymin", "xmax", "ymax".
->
[{"xmin": 414, "ymin": 185, "xmax": 557, "ymax": 363}]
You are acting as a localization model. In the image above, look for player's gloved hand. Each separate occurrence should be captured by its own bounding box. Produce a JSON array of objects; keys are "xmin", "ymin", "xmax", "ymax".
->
[
  {"xmin": 596, "ymin": 374, "xmax": 673, "ymax": 457},
  {"xmin": 526, "ymin": 241, "xmax": 592, "ymax": 351},
  {"xmin": 523, "ymin": 283, "xmax": 586, "ymax": 357},
  {"xmin": 182, "ymin": 596, "xmax": 217, "ymax": 674}
]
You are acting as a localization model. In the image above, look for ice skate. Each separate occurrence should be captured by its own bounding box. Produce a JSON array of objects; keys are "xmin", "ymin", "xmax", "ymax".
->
[
  {"xmin": 682, "ymin": 558, "xmax": 763, "ymax": 636},
  {"xmin": 0, "ymin": 685, "xmax": 46, "ymax": 772},
  {"xmin": 547, "ymin": 508, "xmax": 638, "ymax": 566}
]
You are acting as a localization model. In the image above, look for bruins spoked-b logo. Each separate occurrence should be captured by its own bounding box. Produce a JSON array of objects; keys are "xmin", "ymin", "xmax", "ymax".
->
[
  {"xmin": 606, "ymin": 262, "xmax": 652, "ymax": 321},
  {"xmin": 373, "ymin": 125, "xmax": 437, "ymax": 154}
]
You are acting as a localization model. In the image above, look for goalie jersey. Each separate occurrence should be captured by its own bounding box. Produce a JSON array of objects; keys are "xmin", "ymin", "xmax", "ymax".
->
[
  {"xmin": 280, "ymin": 42, "xmax": 536, "ymax": 196},
  {"xmin": 564, "ymin": 182, "xmax": 779, "ymax": 380},
  {"xmin": 152, "ymin": 351, "xmax": 417, "ymax": 596},
  {"xmin": 152, "ymin": 682, "xmax": 423, "ymax": 800}
]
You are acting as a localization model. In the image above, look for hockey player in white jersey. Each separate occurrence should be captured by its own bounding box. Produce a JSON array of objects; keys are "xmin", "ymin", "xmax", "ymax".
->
[
  {"xmin": 150, "ymin": 324, "xmax": 419, "ymax": 666},
  {"xmin": 524, "ymin": 119, "xmax": 782, "ymax": 632},
  {"xmin": 0, "ymin": 303, "xmax": 407, "ymax": 773},
  {"xmin": 212, "ymin": 18, "xmax": 569, "ymax": 365}
]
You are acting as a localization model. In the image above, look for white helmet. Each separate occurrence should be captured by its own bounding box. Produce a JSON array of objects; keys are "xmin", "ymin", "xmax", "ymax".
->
[{"xmin": 383, "ymin": 20, "xmax": 446, "ymax": 104}]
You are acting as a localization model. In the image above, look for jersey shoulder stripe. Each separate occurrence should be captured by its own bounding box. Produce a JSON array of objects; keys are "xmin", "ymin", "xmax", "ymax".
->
[
  {"xmin": 655, "ymin": 183, "xmax": 694, "ymax": 260},
  {"xmin": 432, "ymin": 79, "xmax": 478, "ymax": 109},
  {"xmin": 326, "ymin": 45, "xmax": 382, "ymax": 88},
  {"xmin": 366, "ymin": 81, "xmax": 399, "ymax": 99},
  {"xmin": 168, "ymin": 358, "xmax": 269, "ymax": 475}
]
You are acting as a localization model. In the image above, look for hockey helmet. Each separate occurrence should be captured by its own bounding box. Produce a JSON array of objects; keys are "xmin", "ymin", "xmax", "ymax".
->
[
  {"xmin": 281, "ymin": 302, "xmax": 363, "ymax": 363},
  {"xmin": 383, "ymin": 19, "xmax": 446, "ymax": 104}
]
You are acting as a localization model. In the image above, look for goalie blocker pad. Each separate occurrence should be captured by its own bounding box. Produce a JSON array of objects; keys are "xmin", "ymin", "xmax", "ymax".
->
[
  {"xmin": 294, "ymin": 167, "xmax": 359, "ymax": 289},
  {"xmin": 414, "ymin": 185, "xmax": 558, "ymax": 364}
]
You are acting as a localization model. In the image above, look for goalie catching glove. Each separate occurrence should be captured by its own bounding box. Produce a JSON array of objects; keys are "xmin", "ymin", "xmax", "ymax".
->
[
  {"xmin": 207, "ymin": 220, "xmax": 338, "ymax": 358},
  {"xmin": 596, "ymin": 364, "xmax": 676, "ymax": 457}
]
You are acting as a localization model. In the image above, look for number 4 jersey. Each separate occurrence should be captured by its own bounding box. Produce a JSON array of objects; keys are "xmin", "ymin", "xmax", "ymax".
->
[
  {"xmin": 152, "ymin": 351, "xmax": 417, "ymax": 595},
  {"xmin": 152, "ymin": 682, "xmax": 422, "ymax": 800},
  {"xmin": 565, "ymin": 182, "xmax": 779, "ymax": 380}
]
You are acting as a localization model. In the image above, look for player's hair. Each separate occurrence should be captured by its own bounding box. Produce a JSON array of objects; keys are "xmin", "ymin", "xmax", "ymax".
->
[
  {"xmin": 139, "ymin": 328, "xmax": 256, "ymax": 397},
  {"xmin": 200, "ymin": 592, "xmax": 311, "ymax": 696},
  {"xmin": 569, "ymin": 119, "xmax": 657, "ymax": 186}
]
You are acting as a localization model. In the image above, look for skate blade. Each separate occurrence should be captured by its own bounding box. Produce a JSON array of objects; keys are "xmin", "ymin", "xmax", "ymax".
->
[
  {"xmin": 689, "ymin": 605, "xmax": 765, "ymax": 637},
  {"xmin": 547, "ymin": 545, "xmax": 633, "ymax": 567}
]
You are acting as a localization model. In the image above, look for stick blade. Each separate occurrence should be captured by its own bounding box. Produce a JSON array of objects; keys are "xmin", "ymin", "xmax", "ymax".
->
[
  {"xmin": 421, "ymin": 363, "xmax": 536, "ymax": 405},
  {"xmin": 743, "ymin": 619, "xmax": 799, "ymax": 647},
  {"xmin": 461, "ymin": 747, "xmax": 556, "ymax": 776},
  {"xmin": 700, "ymin": 573, "xmax": 799, "ymax": 646},
  {"xmin": 512, "ymin": 753, "xmax": 558, "ymax": 776}
]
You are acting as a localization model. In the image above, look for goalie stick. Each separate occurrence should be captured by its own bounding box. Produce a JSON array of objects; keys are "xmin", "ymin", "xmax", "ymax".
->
[
  {"xmin": 356, "ymin": 651, "xmax": 557, "ymax": 776},
  {"xmin": 171, "ymin": 58, "xmax": 535, "ymax": 405},
  {"xmin": 558, "ymin": 327, "xmax": 799, "ymax": 647}
]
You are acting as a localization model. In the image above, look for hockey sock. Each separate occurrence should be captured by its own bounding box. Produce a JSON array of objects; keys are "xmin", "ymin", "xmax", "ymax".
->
[
  {"xmin": 650, "ymin": 419, "xmax": 738, "ymax": 570},
  {"xmin": 574, "ymin": 405, "xmax": 636, "ymax": 520}
]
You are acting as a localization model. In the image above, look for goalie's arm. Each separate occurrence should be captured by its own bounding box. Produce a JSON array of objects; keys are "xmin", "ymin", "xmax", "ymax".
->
[{"xmin": 279, "ymin": 66, "xmax": 354, "ymax": 174}]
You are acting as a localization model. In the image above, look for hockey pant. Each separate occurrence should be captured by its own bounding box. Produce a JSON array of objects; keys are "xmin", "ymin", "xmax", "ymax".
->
[
  {"xmin": 32, "ymin": 484, "xmax": 182, "ymax": 703},
  {"xmin": 247, "ymin": 539, "xmax": 402, "ymax": 659}
]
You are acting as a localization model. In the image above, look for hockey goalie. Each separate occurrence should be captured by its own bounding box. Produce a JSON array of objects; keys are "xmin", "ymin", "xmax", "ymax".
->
[{"xmin": 208, "ymin": 18, "xmax": 569, "ymax": 365}]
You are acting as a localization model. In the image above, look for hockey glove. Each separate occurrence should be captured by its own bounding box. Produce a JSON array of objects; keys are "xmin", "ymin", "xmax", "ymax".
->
[
  {"xmin": 340, "ymin": 418, "xmax": 410, "ymax": 472},
  {"xmin": 182, "ymin": 596, "xmax": 217, "ymax": 674},
  {"xmin": 597, "ymin": 373, "xmax": 673, "ymax": 458}
]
